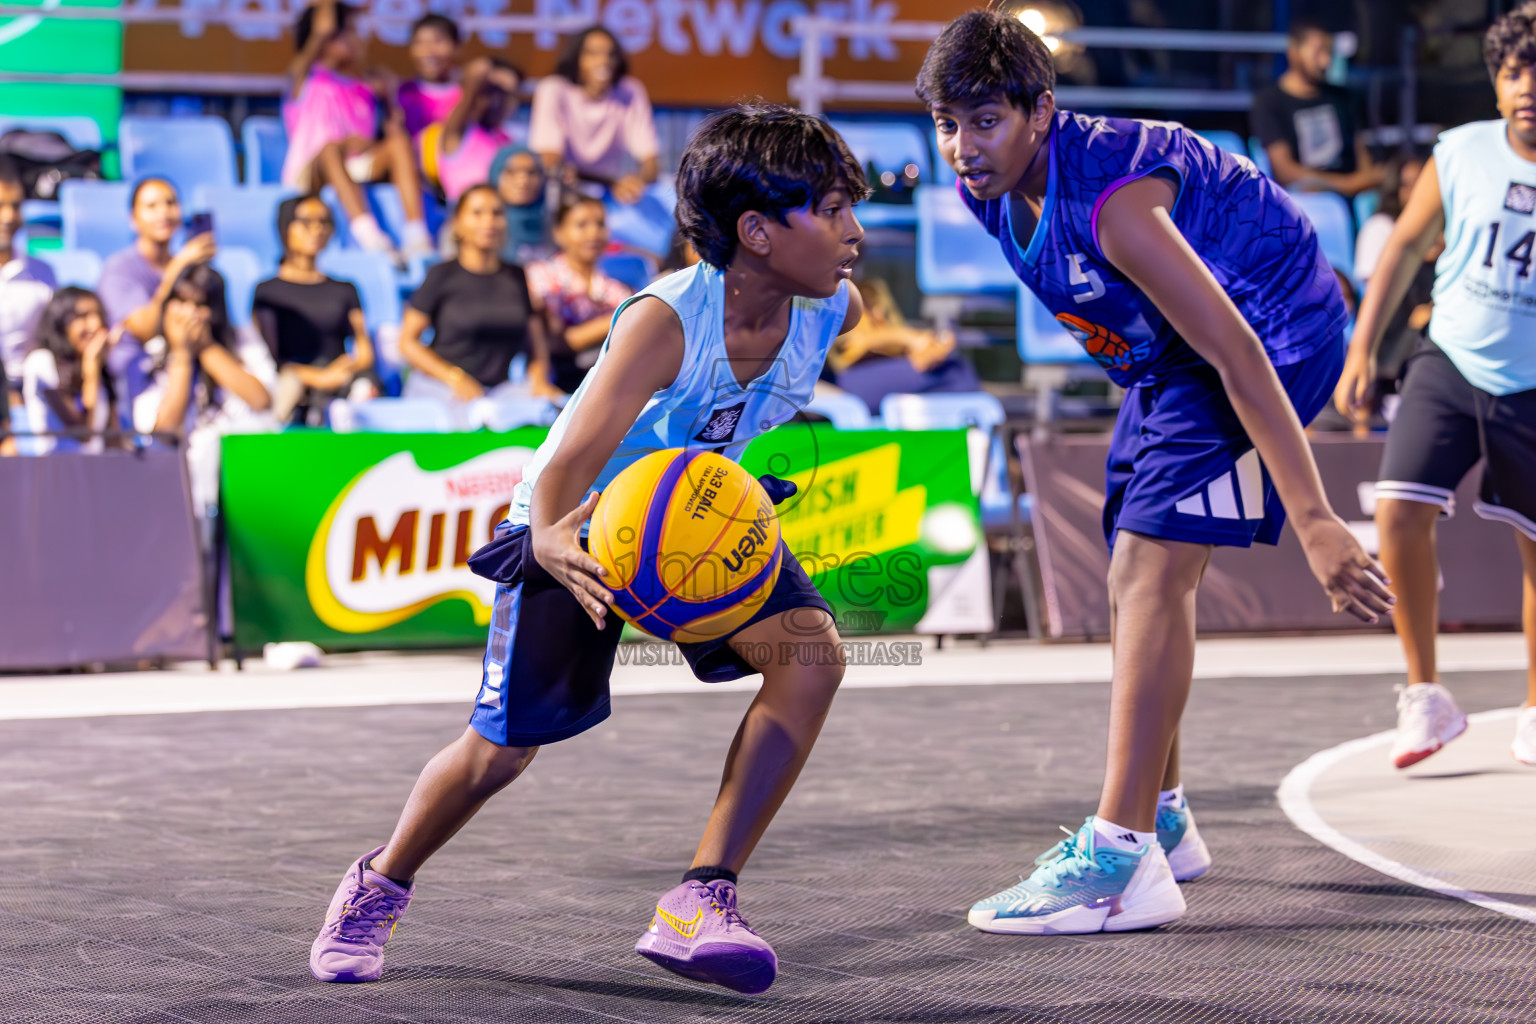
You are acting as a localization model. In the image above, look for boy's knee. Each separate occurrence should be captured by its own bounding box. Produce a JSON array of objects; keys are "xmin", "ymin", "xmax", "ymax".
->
[
  {"xmin": 1108, "ymin": 546, "xmax": 1203, "ymax": 606},
  {"xmin": 1376, "ymin": 497, "xmax": 1440, "ymax": 538},
  {"xmin": 461, "ymin": 730, "xmax": 537, "ymax": 788}
]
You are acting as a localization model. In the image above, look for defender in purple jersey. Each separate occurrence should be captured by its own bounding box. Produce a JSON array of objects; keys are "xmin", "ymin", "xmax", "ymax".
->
[{"xmin": 919, "ymin": 10, "xmax": 1394, "ymax": 936}]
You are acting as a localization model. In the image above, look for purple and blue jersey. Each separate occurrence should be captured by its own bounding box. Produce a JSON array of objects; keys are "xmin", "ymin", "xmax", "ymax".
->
[
  {"xmin": 959, "ymin": 110, "xmax": 1347, "ymax": 386},
  {"xmin": 960, "ymin": 110, "xmax": 1347, "ymax": 551}
]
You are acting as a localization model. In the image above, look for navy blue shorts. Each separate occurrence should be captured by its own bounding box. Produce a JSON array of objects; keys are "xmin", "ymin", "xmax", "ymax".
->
[
  {"xmin": 1103, "ymin": 342, "xmax": 1343, "ymax": 549},
  {"xmin": 467, "ymin": 523, "xmax": 833, "ymax": 747}
]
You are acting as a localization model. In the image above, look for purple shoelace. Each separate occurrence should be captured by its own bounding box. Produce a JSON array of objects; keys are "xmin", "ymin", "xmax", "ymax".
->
[{"xmin": 333, "ymin": 882, "xmax": 408, "ymax": 945}]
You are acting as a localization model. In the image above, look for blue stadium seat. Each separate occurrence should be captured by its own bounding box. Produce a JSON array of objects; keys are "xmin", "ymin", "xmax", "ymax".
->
[
  {"xmin": 60, "ymin": 180, "xmax": 134, "ymax": 259},
  {"xmin": 36, "ymin": 248, "xmax": 103, "ymax": 289},
  {"xmin": 1196, "ymin": 130, "xmax": 1247, "ymax": 157},
  {"xmin": 120, "ymin": 116, "xmax": 238, "ymax": 197},
  {"xmin": 317, "ymin": 248, "xmax": 403, "ymax": 330},
  {"xmin": 1354, "ymin": 189, "xmax": 1380, "ymax": 229},
  {"xmin": 879, "ymin": 391, "xmax": 1025, "ymax": 531},
  {"xmin": 212, "ymin": 246, "xmax": 262, "ymax": 328},
  {"xmin": 1017, "ymin": 285, "xmax": 1095, "ymax": 366},
  {"xmin": 828, "ymin": 120, "xmax": 932, "ymax": 230},
  {"xmin": 191, "ymin": 184, "xmax": 293, "ymax": 271},
  {"xmin": 1247, "ymin": 136, "xmax": 1273, "ymax": 176},
  {"xmin": 598, "ymin": 251, "xmax": 653, "ymax": 293},
  {"xmin": 1289, "ymin": 190, "xmax": 1355, "ymax": 277},
  {"xmin": 241, "ymin": 115, "xmax": 287, "ymax": 185},
  {"xmin": 466, "ymin": 396, "xmax": 560, "ymax": 431},
  {"xmin": 915, "ymin": 185, "xmax": 1017, "ymax": 295},
  {"xmin": 880, "ymin": 391, "xmax": 1005, "ymax": 432},
  {"xmin": 804, "ymin": 391, "xmax": 874, "ymax": 429},
  {"xmin": 604, "ymin": 188, "xmax": 675, "ymax": 257},
  {"xmin": 829, "ymin": 119, "xmax": 932, "ymax": 180},
  {"xmin": 319, "ymin": 184, "xmax": 444, "ymax": 251},
  {"xmin": 332, "ymin": 397, "xmax": 457, "ymax": 433},
  {"xmin": 0, "ymin": 115, "xmax": 102, "ymax": 151}
]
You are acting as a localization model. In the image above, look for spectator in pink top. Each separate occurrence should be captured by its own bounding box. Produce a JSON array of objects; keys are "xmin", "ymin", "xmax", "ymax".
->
[
  {"xmin": 526, "ymin": 195, "xmax": 631, "ymax": 392},
  {"xmin": 397, "ymin": 13, "xmax": 462, "ymax": 140},
  {"xmin": 436, "ymin": 58, "xmax": 521, "ymax": 205},
  {"xmin": 529, "ymin": 26, "xmax": 659, "ymax": 205},
  {"xmin": 282, "ymin": 0, "xmax": 434, "ymax": 264}
]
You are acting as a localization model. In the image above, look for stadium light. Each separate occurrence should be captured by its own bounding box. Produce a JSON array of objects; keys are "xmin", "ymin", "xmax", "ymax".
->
[{"xmin": 1017, "ymin": 8, "xmax": 1047, "ymax": 35}]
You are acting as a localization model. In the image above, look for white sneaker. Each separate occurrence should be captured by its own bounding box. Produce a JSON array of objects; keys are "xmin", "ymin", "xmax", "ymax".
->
[
  {"xmin": 1390, "ymin": 683, "xmax": 1467, "ymax": 769},
  {"xmin": 1156, "ymin": 799, "xmax": 1212, "ymax": 882},
  {"xmin": 1512, "ymin": 706, "xmax": 1536, "ymax": 765}
]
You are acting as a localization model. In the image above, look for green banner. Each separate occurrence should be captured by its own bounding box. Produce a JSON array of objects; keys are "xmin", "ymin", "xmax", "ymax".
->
[
  {"xmin": 223, "ymin": 426, "xmax": 984, "ymax": 651},
  {"xmin": 0, "ymin": 0, "xmax": 124, "ymax": 181}
]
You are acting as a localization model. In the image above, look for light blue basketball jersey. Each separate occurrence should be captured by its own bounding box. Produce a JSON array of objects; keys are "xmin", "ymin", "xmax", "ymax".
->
[
  {"xmin": 1429, "ymin": 119, "xmax": 1536, "ymax": 395},
  {"xmin": 508, "ymin": 262, "xmax": 851, "ymax": 531}
]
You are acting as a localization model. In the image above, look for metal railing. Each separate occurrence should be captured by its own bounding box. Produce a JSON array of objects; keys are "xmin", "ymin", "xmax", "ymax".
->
[{"xmin": 790, "ymin": 17, "xmax": 1358, "ymax": 117}]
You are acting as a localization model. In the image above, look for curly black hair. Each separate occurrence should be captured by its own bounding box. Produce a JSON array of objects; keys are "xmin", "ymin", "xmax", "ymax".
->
[
  {"xmin": 675, "ymin": 104, "xmax": 870, "ymax": 271},
  {"xmin": 916, "ymin": 8, "xmax": 1055, "ymax": 113},
  {"xmin": 1486, "ymin": 2, "xmax": 1536, "ymax": 81}
]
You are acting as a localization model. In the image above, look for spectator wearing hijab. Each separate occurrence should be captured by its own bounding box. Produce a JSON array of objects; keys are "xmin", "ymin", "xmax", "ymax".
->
[
  {"xmin": 529, "ymin": 25, "xmax": 658, "ymax": 204},
  {"xmin": 490, "ymin": 144, "xmax": 551, "ymax": 265},
  {"xmin": 254, "ymin": 194, "xmax": 379, "ymax": 425}
]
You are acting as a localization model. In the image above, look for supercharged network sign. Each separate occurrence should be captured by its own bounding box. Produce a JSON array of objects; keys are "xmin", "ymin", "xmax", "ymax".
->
[{"xmin": 121, "ymin": 0, "xmax": 952, "ymax": 106}]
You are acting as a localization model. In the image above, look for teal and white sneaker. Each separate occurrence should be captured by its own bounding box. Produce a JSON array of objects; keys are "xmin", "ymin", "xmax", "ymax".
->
[
  {"xmin": 968, "ymin": 818, "xmax": 1186, "ymax": 935},
  {"xmin": 1156, "ymin": 799, "xmax": 1212, "ymax": 882}
]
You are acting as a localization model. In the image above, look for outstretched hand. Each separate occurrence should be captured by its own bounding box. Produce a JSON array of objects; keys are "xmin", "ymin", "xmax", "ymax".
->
[
  {"xmin": 531, "ymin": 491, "xmax": 613, "ymax": 629},
  {"xmin": 1298, "ymin": 515, "xmax": 1395, "ymax": 623}
]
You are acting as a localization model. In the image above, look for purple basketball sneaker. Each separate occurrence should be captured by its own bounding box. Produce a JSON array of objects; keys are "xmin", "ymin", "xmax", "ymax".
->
[
  {"xmin": 634, "ymin": 879, "xmax": 777, "ymax": 994},
  {"xmin": 309, "ymin": 846, "xmax": 413, "ymax": 982}
]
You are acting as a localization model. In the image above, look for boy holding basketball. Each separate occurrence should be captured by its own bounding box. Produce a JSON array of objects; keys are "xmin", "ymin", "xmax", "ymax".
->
[
  {"xmin": 918, "ymin": 10, "xmax": 1392, "ymax": 934},
  {"xmin": 308, "ymin": 104, "xmax": 866, "ymax": 994}
]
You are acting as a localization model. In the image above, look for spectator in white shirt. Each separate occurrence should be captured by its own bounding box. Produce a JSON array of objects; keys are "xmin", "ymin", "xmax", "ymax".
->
[
  {"xmin": 20, "ymin": 287, "xmax": 114, "ymax": 454},
  {"xmin": 0, "ymin": 155, "xmax": 56, "ymax": 416},
  {"xmin": 529, "ymin": 26, "xmax": 659, "ymax": 204}
]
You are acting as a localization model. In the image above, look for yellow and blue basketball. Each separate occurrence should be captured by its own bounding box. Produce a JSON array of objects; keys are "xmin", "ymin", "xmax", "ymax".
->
[{"xmin": 590, "ymin": 448, "xmax": 782, "ymax": 643}]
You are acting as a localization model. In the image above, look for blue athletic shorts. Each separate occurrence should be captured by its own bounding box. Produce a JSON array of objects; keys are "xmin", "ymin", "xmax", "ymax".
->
[
  {"xmin": 1102, "ymin": 342, "xmax": 1343, "ymax": 549},
  {"xmin": 466, "ymin": 522, "xmax": 833, "ymax": 747}
]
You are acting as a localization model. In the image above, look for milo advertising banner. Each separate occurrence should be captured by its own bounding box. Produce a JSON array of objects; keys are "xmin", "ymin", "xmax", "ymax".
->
[{"xmin": 222, "ymin": 425, "xmax": 988, "ymax": 652}]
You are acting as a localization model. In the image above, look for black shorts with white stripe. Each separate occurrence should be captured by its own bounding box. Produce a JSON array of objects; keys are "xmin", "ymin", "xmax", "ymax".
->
[{"xmin": 1377, "ymin": 340, "xmax": 1536, "ymax": 540}]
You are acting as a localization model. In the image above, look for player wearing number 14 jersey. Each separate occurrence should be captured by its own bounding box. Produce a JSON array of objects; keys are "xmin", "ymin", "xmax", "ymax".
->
[
  {"xmin": 918, "ymin": 9, "xmax": 1393, "ymax": 935},
  {"xmin": 1337, "ymin": 3, "xmax": 1536, "ymax": 770}
]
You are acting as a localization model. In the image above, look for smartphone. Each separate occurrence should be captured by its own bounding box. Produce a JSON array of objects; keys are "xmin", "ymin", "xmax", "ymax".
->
[{"xmin": 188, "ymin": 211, "xmax": 214, "ymax": 238}]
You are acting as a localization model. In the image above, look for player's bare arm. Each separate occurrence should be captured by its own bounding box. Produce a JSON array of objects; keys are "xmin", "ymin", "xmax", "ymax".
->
[
  {"xmin": 1336, "ymin": 157, "xmax": 1447, "ymax": 418},
  {"xmin": 1097, "ymin": 175, "xmax": 1394, "ymax": 622},
  {"xmin": 528, "ymin": 296, "xmax": 685, "ymax": 627}
]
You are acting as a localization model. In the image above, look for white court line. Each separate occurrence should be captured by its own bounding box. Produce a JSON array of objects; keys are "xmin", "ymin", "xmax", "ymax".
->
[
  {"xmin": 0, "ymin": 633, "xmax": 1522, "ymax": 722},
  {"xmin": 1276, "ymin": 707, "xmax": 1536, "ymax": 926}
]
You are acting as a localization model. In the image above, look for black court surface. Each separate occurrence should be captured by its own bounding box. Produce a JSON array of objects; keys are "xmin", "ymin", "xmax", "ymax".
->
[{"xmin": 0, "ymin": 668, "xmax": 1531, "ymax": 1023}]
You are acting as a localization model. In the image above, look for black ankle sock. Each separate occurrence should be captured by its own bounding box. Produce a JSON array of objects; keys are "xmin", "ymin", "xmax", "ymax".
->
[
  {"xmin": 363, "ymin": 856, "xmax": 414, "ymax": 890},
  {"xmin": 682, "ymin": 866, "xmax": 738, "ymax": 886}
]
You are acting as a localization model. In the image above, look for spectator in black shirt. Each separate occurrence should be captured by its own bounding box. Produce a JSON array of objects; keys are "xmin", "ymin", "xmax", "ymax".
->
[
  {"xmin": 254, "ymin": 195, "xmax": 378, "ymax": 425},
  {"xmin": 400, "ymin": 184, "xmax": 557, "ymax": 402},
  {"xmin": 1249, "ymin": 18, "xmax": 1383, "ymax": 197}
]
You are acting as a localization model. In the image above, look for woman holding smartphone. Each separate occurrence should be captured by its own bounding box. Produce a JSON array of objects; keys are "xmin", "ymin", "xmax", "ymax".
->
[{"xmin": 98, "ymin": 178, "xmax": 218, "ymax": 351}]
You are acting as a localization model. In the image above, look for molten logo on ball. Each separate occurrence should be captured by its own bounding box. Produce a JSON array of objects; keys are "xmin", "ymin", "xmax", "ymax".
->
[{"xmin": 590, "ymin": 448, "xmax": 783, "ymax": 643}]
